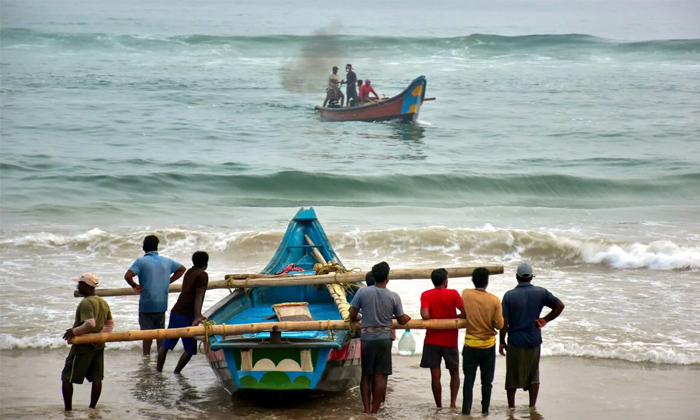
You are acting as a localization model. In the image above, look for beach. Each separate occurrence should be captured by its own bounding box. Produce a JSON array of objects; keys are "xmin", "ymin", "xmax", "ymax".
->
[
  {"xmin": 2, "ymin": 0, "xmax": 699, "ymax": 418},
  {"xmin": 2, "ymin": 348, "xmax": 699, "ymax": 420}
]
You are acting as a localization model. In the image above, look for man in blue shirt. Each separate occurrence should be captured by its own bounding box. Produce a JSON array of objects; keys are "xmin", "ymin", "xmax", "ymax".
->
[
  {"xmin": 499, "ymin": 263, "xmax": 565, "ymax": 410},
  {"xmin": 124, "ymin": 235, "xmax": 185, "ymax": 355}
]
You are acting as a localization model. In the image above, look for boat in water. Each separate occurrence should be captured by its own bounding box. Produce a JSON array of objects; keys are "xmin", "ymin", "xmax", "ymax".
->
[
  {"xmin": 203, "ymin": 208, "xmax": 361, "ymax": 394},
  {"xmin": 315, "ymin": 76, "xmax": 427, "ymax": 122}
]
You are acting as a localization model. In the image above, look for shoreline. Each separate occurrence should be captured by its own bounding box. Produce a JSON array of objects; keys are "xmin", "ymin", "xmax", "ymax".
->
[{"xmin": 2, "ymin": 348, "xmax": 699, "ymax": 420}]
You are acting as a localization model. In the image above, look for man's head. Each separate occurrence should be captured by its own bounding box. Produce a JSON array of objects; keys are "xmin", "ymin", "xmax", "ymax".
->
[
  {"xmin": 357, "ymin": 79, "xmax": 363, "ymax": 87},
  {"xmin": 365, "ymin": 271, "xmax": 375, "ymax": 286},
  {"xmin": 472, "ymin": 267, "xmax": 489, "ymax": 289},
  {"xmin": 142, "ymin": 235, "xmax": 159, "ymax": 253},
  {"xmin": 431, "ymin": 268, "xmax": 448, "ymax": 288},
  {"xmin": 332, "ymin": 66, "xmax": 338, "ymax": 74},
  {"xmin": 73, "ymin": 272, "xmax": 99, "ymax": 296},
  {"xmin": 192, "ymin": 250, "xmax": 209, "ymax": 269},
  {"xmin": 371, "ymin": 261, "xmax": 390, "ymax": 284},
  {"xmin": 516, "ymin": 263, "xmax": 535, "ymax": 283},
  {"xmin": 346, "ymin": 64, "xmax": 352, "ymax": 72},
  {"xmin": 365, "ymin": 79, "xmax": 371, "ymax": 86}
]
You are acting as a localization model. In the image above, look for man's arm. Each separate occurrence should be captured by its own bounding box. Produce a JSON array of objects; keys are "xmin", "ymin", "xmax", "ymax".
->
[
  {"xmin": 193, "ymin": 288, "xmax": 207, "ymax": 325},
  {"xmin": 170, "ymin": 264, "xmax": 186, "ymax": 283},
  {"xmin": 499, "ymin": 318, "xmax": 509, "ymax": 356},
  {"xmin": 396, "ymin": 313, "xmax": 411, "ymax": 325},
  {"xmin": 102, "ymin": 319, "xmax": 115, "ymax": 334},
  {"xmin": 371, "ymin": 87, "xmax": 379, "ymax": 98},
  {"xmin": 124, "ymin": 269, "xmax": 142, "ymax": 293},
  {"xmin": 493, "ymin": 301, "xmax": 504, "ymax": 330},
  {"xmin": 349, "ymin": 306, "xmax": 361, "ymax": 322},
  {"xmin": 537, "ymin": 300, "xmax": 565, "ymax": 328},
  {"xmin": 420, "ymin": 308, "xmax": 430, "ymax": 320}
]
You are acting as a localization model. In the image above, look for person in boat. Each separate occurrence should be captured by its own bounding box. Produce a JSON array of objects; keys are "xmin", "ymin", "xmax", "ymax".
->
[
  {"xmin": 124, "ymin": 235, "xmax": 186, "ymax": 356},
  {"xmin": 156, "ymin": 251, "xmax": 209, "ymax": 374},
  {"xmin": 461, "ymin": 267, "xmax": 503, "ymax": 415},
  {"xmin": 359, "ymin": 79, "xmax": 380, "ymax": 103},
  {"xmin": 499, "ymin": 263, "xmax": 565, "ymax": 410},
  {"xmin": 420, "ymin": 268, "xmax": 465, "ymax": 410},
  {"xmin": 344, "ymin": 64, "xmax": 358, "ymax": 107},
  {"xmin": 349, "ymin": 261, "xmax": 411, "ymax": 414},
  {"xmin": 62, "ymin": 273, "xmax": 114, "ymax": 411},
  {"xmin": 322, "ymin": 65, "xmax": 344, "ymax": 107}
]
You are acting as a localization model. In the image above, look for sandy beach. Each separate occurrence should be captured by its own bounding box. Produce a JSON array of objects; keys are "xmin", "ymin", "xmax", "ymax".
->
[{"xmin": 2, "ymin": 348, "xmax": 698, "ymax": 420}]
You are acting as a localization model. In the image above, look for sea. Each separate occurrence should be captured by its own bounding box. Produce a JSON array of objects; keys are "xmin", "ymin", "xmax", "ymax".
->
[{"xmin": 1, "ymin": 0, "xmax": 699, "ymax": 419}]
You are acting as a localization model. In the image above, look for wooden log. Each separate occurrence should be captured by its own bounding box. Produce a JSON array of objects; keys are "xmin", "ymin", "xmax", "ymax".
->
[
  {"xmin": 423, "ymin": 97, "xmax": 436, "ymax": 101},
  {"xmin": 76, "ymin": 265, "xmax": 504, "ymax": 297},
  {"xmin": 70, "ymin": 318, "xmax": 467, "ymax": 344}
]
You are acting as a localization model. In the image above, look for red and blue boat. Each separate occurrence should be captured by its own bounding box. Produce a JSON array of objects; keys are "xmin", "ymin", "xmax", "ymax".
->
[{"xmin": 315, "ymin": 76, "xmax": 427, "ymax": 122}]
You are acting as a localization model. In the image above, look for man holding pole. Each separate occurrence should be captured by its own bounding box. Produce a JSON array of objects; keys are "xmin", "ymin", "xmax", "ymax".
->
[
  {"xmin": 349, "ymin": 261, "xmax": 411, "ymax": 414},
  {"xmin": 461, "ymin": 267, "xmax": 503, "ymax": 415},
  {"xmin": 124, "ymin": 235, "xmax": 186, "ymax": 356},
  {"xmin": 157, "ymin": 251, "xmax": 209, "ymax": 373},
  {"xmin": 419, "ymin": 268, "xmax": 465, "ymax": 409},
  {"xmin": 62, "ymin": 273, "xmax": 114, "ymax": 411}
]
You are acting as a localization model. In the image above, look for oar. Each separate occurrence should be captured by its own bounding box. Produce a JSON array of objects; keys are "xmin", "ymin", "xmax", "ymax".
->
[
  {"xmin": 70, "ymin": 318, "xmax": 467, "ymax": 345},
  {"xmin": 423, "ymin": 97, "xmax": 436, "ymax": 102},
  {"xmin": 76, "ymin": 265, "xmax": 504, "ymax": 297}
]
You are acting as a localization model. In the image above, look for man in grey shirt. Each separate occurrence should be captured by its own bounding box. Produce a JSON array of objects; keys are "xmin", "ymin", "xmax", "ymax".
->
[{"xmin": 349, "ymin": 261, "xmax": 411, "ymax": 414}]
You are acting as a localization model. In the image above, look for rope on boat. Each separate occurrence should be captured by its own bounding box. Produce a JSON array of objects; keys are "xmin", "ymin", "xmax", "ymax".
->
[{"xmin": 200, "ymin": 320, "xmax": 217, "ymax": 354}]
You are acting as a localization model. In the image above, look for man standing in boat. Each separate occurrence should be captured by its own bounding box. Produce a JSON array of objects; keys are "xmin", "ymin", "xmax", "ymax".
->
[
  {"xmin": 349, "ymin": 261, "xmax": 411, "ymax": 414},
  {"xmin": 124, "ymin": 235, "xmax": 186, "ymax": 356},
  {"xmin": 62, "ymin": 273, "xmax": 114, "ymax": 411},
  {"xmin": 420, "ymin": 268, "xmax": 465, "ymax": 410},
  {"xmin": 344, "ymin": 64, "xmax": 358, "ymax": 107},
  {"xmin": 156, "ymin": 250, "xmax": 209, "ymax": 374},
  {"xmin": 322, "ymin": 65, "xmax": 344, "ymax": 107}
]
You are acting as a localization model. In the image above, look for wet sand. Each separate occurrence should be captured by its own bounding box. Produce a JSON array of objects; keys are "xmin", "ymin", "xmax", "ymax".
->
[{"xmin": 1, "ymin": 348, "xmax": 698, "ymax": 420}]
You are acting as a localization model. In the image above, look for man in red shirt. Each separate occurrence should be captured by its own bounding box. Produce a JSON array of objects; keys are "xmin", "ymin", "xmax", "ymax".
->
[
  {"xmin": 359, "ymin": 79, "xmax": 380, "ymax": 103},
  {"xmin": 420, "ymin": 268, "xmax": 465, "ymax": 409}
]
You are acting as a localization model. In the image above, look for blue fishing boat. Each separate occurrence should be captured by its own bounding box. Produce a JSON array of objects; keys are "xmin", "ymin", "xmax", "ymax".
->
[{"xmin": 203, "ymin": 208, "xmax": 360, "ymax": 394}]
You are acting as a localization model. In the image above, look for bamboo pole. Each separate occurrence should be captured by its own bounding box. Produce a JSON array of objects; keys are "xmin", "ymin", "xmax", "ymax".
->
[
  {"xmin": 77, "ymin": 265, "xmax": 504, "ymax": 297},
  {"xmin": 70, "ymin": 318, "xmax": 467, "ymax": 345}
]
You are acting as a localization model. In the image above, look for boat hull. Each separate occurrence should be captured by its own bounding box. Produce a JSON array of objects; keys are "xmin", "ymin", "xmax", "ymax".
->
[
  {"xmin": 203, "ymin": 208, "xmax": 361, "ymax": 395},
  {"xmin": 315, "ymin": 76, "xmax": 427, "ymax": 122}
]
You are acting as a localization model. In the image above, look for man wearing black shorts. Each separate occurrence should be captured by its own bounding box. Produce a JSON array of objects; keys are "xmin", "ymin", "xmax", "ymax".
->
[
  {"xmin": 420, "ymin": 268, "xmax": 465, "ymax": 409},
  {"xmin": 62, "ymin": 273, "xmax": 114, "ymax": 411},
  {"xmin": 349, "ymin": 262, "xmax": 411, "ymax": 414}
]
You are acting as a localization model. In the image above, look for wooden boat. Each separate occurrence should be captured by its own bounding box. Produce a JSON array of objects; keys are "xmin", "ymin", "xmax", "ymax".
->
[
  {"xmin": 315, "ymin": 76, "xmax": 427, "ymax": 122},
  {"xmin": 203, "ymin": 208, "xmax": 361, "ymax": 394}
]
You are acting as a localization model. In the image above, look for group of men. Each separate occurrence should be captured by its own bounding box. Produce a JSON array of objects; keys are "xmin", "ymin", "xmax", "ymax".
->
[
  {"xmin": 350, "ymin": 262, "xmax": 565, "ymax": 415},
  {"xmin": 61, "ymin": 235, "xmax": 209, "ymax": 410},
  {"xmin": 323, "ymin": 64, "xmax": 379, "ymax": 108},
  {"xmin": 62, "ymin": 236, "xmax": 564, "ymax": 415}
]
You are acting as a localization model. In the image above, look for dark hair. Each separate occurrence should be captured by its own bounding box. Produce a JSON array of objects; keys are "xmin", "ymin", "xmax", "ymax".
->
[
  {"xmin": 371, "ymin": 261, "xmax": 390, "ymax": 284},
  {"xmin": 143, "ymin": 235, "xmax": 159, "ymax": 253},
  {"xmin": 346, "ymin": 63, "xmax": 352, "ymax": 68},
  {"xmin": 472, "ymin": 267, "xmax": 489, "ymax": 288},
  {"xmin": 192, "ymin": 251, "xmax": 209, "ymax": 269},
  {"xmin": 431, "ymin": 268, "xmax": 448, "ymax": 287},
  {"xmin": 365, "ymin": 271, "xmax": 375, "ymax": 286},
  {"xmin": 358, "ymin": 79, "xmax": 363, "ymax": 86}
]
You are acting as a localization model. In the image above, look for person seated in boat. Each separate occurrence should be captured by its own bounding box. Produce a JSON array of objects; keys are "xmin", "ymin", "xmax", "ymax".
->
[
  {"xmin": 349, "ymin": 79, "xmax": 363, "ymax": 107},
  {"xmin": 359, "ymin": 79, "xmax": 380, "ymax": 104},
  {"xmin": 323, "ymin": 66, "xmax": 344, "ymax": 108}
]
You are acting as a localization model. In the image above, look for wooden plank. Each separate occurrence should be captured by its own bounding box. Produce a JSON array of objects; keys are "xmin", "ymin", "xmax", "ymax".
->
[{"xmin": 69, "ymin": 318, "xmax": 467, "ymax": 345}]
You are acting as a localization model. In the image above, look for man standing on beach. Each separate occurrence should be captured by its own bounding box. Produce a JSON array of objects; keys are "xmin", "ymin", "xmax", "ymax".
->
[
  {"xmin": 499, "ymin": 263, "xmax": 565, "ymax": 409},
  {"xmin": 419, "ymin": 268, "xmax": 464, "ymax": 409},
  {"xmin": 157, "ymin": 251, "xmax": 209, "ymax": 374},
  {"xmin": 124, "ymin": 235, "xmax": 186, "ymax": 356},
  {"xmin": 62, "ymin": 273, "xmax": 114, "ymax": 411},
  {"xmin": 349, "ymin": 261, "xmax": 411, "ymax": 414},
  {"xmin": 461, "ymin": 267, "xmax": 504, "ymax": 415}
]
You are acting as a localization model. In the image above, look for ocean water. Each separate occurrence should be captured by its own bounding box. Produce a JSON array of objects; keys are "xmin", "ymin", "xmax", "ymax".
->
[{"xmin": 2, "ymin": 0, "xmax": 700, "ymax": 409}]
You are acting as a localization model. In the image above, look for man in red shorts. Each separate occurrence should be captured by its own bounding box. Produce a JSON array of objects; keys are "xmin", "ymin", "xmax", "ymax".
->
[{"xmin": 420, "ymin": 268, "xmax": 465, "ymax": 409}]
